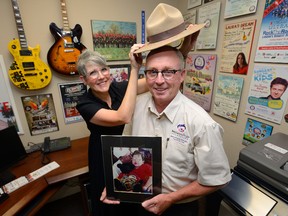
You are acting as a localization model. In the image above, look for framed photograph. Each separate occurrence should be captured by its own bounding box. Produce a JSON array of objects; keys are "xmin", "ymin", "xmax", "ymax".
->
[
  {"xmin": 101, "ymin": 135, "xmax": 162, "ymax": 203},
  {"xmin": 91, "ymin": 20, "xmax": 136, "ymax": 61},
  {"xmin": 109, "ymin": 64, "xmax": 130, "ymax": 82}
]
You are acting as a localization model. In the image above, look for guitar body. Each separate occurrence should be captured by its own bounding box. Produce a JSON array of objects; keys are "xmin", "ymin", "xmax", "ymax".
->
[
  {"xmin": 47, "ymin": 22, "xmax": 86, "ymax": 76},
  {"xmin": 8, "ymin": 39, "xmax": 52, "ymax": 90}
]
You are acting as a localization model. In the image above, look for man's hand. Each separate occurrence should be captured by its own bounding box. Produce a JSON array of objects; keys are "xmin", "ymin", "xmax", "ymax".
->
[
  {"xmin": 100, "ymin": 187, "xmax": 120, "ymax": 204},
  {"xmin": 142, "ymin": 194, "xmax": 173, "ymax": 215},
  {"xmin": 179, "ymin": 24, "xmax": 200, "ymax": 58}
]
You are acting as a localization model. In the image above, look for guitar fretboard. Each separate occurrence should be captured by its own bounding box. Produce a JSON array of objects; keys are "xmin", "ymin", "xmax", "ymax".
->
[
  {"xmin": 61, "ymin": 0, "xmax": 70, "ymax": 31},
  {"xmin": 11, "ymin": 0, "xmax": 28, "ymax": 49}
]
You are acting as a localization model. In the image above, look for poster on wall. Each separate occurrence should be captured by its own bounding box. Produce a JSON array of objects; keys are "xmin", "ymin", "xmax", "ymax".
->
[
  {"xmin": 21, "ymin": 94, "xmax": 59, "ymax": 135},
  {"xmin": 224, "ymin": 0, "xmax": 258, "ymax": 19},
  {"xmin": 242, "ymin": 118, "xmax": 273, "ymax": 146},
  {"xmin": 58, "ymin": 82, "xmax": 87, "ymax": 124},
  {"xmin": 0, "ymin": 55, "xmax": 23, "ymax": 133},
  {"xmin": 255, "ymin": 0, "xmax": 288, "ymax": 63},
  {"xmin": 213, "ymin": 74, "xmax": 244, "ymax": 122},
  {"xmin": 183, "ymin": 53, "xmax": 217, "ymax": 112},
  {"xmin": 91, "ymin": 20, "xmax": 136, "ymax": 61},
  {"xmin": 187, "ymin": 0, "xmax": 202, "ymax": 9},
  {"xmin": 196, "ymin": 2, "xmax": 221, "ymax": 50},
  {"xmin": 219, "ymin": 20, "xmax": 256, "ymax": 75},
  {"xmin": 245, "ymin": 64, "xmax": 288, "ymax": 124}
]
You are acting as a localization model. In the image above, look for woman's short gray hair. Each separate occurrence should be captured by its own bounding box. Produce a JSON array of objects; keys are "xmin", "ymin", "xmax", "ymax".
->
[{"xmin": 76, "ymin": 49, "xmax": 107, "ymax": 77}]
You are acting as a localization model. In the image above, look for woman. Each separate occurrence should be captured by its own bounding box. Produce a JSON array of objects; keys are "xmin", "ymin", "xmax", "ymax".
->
[
  {"xmin": 233, "ymin": 52, "xmax": 248, "ymax": 75},
  {"xmin": 76, "ymin": 44, "xmax": 147, "ymax": 216}
]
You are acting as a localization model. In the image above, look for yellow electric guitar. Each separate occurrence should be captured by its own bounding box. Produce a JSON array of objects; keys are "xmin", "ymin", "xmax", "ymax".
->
[{"xmin": 8, "ymin": 0, "xmax": 52, "ymax": 90}]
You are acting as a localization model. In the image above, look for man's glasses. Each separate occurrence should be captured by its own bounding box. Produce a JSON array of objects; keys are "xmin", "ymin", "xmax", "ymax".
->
[
  {"xmin": 144, "ymin": 69, "xmax": 182, "ymax": 80},
  {"xmin": 86, "ymin": 67, "xmax": 110, "ymax": 79}
]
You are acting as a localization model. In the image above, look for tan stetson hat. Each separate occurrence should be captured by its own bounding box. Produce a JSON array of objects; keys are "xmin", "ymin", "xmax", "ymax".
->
[{"xmin": 135, "ymin": 3, "xmax": 205, "ymax": 54}]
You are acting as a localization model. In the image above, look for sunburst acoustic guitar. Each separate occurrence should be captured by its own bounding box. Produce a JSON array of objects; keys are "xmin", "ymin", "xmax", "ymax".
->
[
  {"xmin": 47, "ymin": 0, "xmax": 86, "ymax": 76},
  {"xmin": 8, "ymin": 0, "xmax": 52, "ymax": 90}
]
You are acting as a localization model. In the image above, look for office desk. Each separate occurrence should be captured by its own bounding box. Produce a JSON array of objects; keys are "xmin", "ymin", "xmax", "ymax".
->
[{"xmin": 0, "ymin": 136, "xmax": 89, "ymax": 216}]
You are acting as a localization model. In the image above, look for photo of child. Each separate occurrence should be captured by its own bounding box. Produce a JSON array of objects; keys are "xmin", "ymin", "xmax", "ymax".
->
[{"xmin": 113, "ymin": 149, "xmax": 152, "ymax": 194}]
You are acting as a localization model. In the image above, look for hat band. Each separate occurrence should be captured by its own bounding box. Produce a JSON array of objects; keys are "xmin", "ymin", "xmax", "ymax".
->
[{"xmin": 147, "ymin": 22, "xmax": 186, "ymax": 43}]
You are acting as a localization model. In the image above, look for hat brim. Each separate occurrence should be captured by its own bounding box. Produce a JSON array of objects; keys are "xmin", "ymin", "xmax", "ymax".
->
[{"xmin": 135, "ymin": 23, "xmax": 205, "ymax": 54}]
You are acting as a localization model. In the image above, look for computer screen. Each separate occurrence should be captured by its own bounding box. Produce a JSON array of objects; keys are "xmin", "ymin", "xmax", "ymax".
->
[{"xmin": 0, "ymin": 126, "xmax": 27, "ymax": 186}]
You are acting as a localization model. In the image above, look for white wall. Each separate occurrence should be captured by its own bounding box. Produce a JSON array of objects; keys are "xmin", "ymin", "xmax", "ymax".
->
[{"xmin": 0, "ymin": 0, "xmax": 287, "ymax": 168}]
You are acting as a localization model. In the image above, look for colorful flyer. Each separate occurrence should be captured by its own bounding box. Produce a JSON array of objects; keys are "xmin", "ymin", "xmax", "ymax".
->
[
  {"xmin": 245, "ymin": 64, "xmax": 288, "ymax": 124},
  {"xmin": 58, "ymin": 82, "xmax": 87, "ymax": 124},
  {"xmin": 214, "ymin": 74, "xmax": 244, "ymax": 122},
  {"xmin": 196, "ymin": 2, "xmax": 221, "ymax": 50},
  {"xmin": 242, "ymin": 118, "xmax": 273, "ymax": 146},
  {"xmin": 183, "ymin": 53, "xmax": 217, "ymax": 112},
  {"xmin": 220, "ymin": 20, "xmax": 256, "ymax": 75},
  {"xmin": 21, "ymin": 94, "xmax": 59, "ymax": 135},
  {"xmin": 255, "ymin": 0, "xmax": 288, "ymax": 63}
]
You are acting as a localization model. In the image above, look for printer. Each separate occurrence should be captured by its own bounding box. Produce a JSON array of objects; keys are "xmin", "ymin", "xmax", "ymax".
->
[{"xmin": 218, "ymin": 132, "xmax": 288, "ymax": 216}]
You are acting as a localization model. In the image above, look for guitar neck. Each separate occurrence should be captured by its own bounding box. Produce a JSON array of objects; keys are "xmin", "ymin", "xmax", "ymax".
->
[
  {"xmin": 11, "ymin": 0, "xmax": 28, "ymax": 50},
  {"xmin": 60, "ymin": 0, "xmax": 70, "ymax": 32}
]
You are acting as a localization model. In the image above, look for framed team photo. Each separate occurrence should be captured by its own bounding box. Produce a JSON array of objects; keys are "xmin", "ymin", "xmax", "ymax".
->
[{"xmin": 101, "ymin": 135, "xmax": 162, "ymax": 203}]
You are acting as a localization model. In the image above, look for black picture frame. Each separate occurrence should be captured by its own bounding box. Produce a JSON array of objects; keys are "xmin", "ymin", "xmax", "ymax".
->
[
  {"xmin": 109, "ymin": 64, "xmax": 131, "ymax": 82},
  {"xmin": 101, "ymin": 135, "xmax": 162, "ymax": 203}
]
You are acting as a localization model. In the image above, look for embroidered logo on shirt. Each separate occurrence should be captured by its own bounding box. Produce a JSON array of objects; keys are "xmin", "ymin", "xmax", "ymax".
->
[{"xmin": 177, "ymin": 124, "xmax": 186, "ymax": 133}]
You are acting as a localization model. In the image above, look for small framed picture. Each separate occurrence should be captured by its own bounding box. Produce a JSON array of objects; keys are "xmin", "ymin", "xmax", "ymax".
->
[
  {"xmin": 101, "ymin": 135, "xmax": 162, "ymax": 203},
  {"xmin": 109, "ymin": 64, "xmax": 130, "ymax": 82}
]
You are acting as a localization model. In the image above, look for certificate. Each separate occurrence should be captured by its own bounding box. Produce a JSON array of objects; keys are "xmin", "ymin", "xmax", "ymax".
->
[
  {"xmin": 187, "ymin": 0, "xmax": 202, "ymax": 9},
  {"xmin": 196, "ymin": 2, "xmax": 221, "ymax": 50},
  {"xmin": 224, "ymin": 0, "xmax": 258, "ymax": 19}
]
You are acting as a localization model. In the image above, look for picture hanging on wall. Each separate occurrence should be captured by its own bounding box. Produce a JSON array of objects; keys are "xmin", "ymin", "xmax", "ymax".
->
[
  {"xmin": 0, "ymin": 55, "xmax": 23, "ymax": 134},
  {"xmin": 101, "ymin": 135, "xmax": 162, "ymax": 203},
  {"xmin": 58, "ymin": 82, "xmax": 87, "ymax": 124},
  {"xmin": 245, "ymin": 64, "xmax": 288, "ymax": 124},
  {"xmin": 91, "ymin": 20, "xmax": 136, "ymax": 61},
  {"xmin": 213, "ymin": 74, "xmax": 244, "ymax": 122},
  {"xmin": 219, "ymin": 20, "xmax": 256, "ymax": 75},
  {"xmin": 187, "ymin": 0, "xmax": 202, "ymax": 9},
  {"xmin": 183, "ymin": 53, "xmax": 217, "ymax": 112},
  {"xmin": 109, "ymin": 64, "xmax": 130, "ymax": 83},
  {"xmin": 196, "ymin": 1, "xmax": 221, "ymax": 50},
  {"xmin": 224, "ymin": 0, "xmax": 258, "ymax": 19},
  {"xmin": 21, "ymin": 94, "xmax": 59, "ymax": 135},
  {"xmin": 242, "ymin": 118, "xmax": 273, "ymax": 146},
  {"xmin": 255, "ymin": 0, "xmax": 288, "ymax": 63}
]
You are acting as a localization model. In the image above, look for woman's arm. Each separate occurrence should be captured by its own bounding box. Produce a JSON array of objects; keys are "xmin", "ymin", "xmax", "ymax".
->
[{"xmin": 90, "ymin": 44, "xmax": 144, "ymax": 126}]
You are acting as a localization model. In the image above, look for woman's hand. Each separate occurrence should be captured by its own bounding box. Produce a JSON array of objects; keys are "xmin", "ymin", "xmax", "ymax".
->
[
  {"xmin": 179, "ymin": 24, "xmax": 200, "ymax": 58},
  {"xmin": 129, "ymin": 44, "xmax": 145, "ymax": 71},
  {"xmin": 100, "ymin": 187, "xmax": 120, "ymax": 204}
]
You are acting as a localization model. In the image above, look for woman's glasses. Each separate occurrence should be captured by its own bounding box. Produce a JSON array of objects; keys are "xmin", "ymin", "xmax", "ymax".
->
[{"xmin": 86, "ymin": 67, "xmax": 110, "ymax": 79}]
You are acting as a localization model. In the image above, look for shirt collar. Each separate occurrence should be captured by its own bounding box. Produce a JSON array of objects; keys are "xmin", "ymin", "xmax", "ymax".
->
[{"xmin": 147, "ymin": 91, "xmax": 182, "ymax": 122}]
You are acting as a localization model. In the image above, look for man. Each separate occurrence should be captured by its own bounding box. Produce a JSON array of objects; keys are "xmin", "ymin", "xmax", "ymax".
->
[
  {"xmin": 102, "ymin": 3, "xmax": 231, "ymax": 215},
  {"xmin": 261, "ymin": 77, "xmax": 288, "ymax": 100},
  {"xmin": 124, "ymin": 45, "xmax": 231, "ymax": 216}
]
